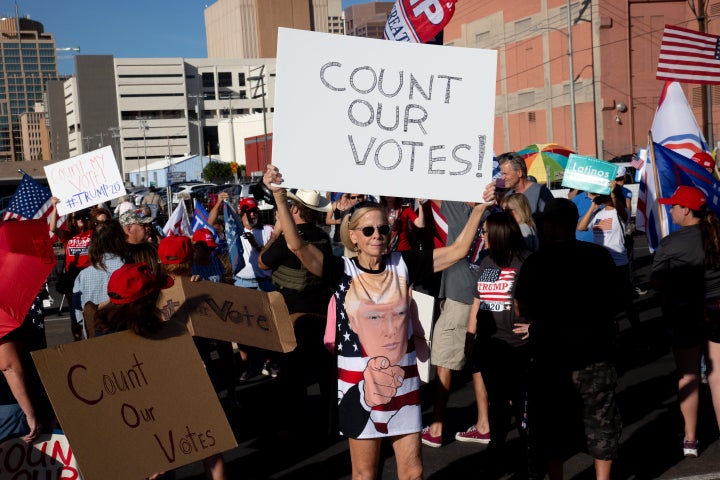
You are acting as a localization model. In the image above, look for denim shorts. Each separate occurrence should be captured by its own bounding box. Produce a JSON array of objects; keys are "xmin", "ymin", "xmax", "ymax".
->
[{"xmin": 0, "ymin": 403, "xmax": 28, "ymax": 444}]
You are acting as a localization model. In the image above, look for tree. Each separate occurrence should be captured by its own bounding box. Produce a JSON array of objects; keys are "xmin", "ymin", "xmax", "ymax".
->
[{"xmin": 202, "ymin": 161, "xmax": 231, "ymax": 182}]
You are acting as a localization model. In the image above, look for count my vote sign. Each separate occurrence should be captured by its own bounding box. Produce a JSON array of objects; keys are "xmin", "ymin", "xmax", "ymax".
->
[
  {"xmin": 272, "ymin": 28, "xmax": 498, "ymax": 204},
  {"xmin": 32, "ymin": 323, "xmax": 236, "ymax": 480}
]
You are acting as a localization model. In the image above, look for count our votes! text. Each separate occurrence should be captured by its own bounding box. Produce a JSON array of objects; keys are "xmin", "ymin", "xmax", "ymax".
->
[
  {"xmin": 65, "ymin": 352, "xmax": 219, "ymax": 464},
  {"xmin": 320, "ymin": 62, "xmax": 490, "ymax": 178}
]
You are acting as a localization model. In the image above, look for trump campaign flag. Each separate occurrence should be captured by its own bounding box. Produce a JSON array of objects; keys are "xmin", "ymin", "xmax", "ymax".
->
[
  {"xmin": 384, "ymin": 0, "xmax": 456, "ymax": 43},
  {"xmin": 656, "ymin": 24, "xmax": 720, "ymax": 85},
  {"xmin": 222, "ymin": 201, "xmax": 245, "ymax": 275},
  {"xmin": 638, "ymin": 142, "xmax": 720, "ymax": 250},
  {"xmin": 3, "ymin": 173, "xmax": 65, "ymax": 237},
  {"xmin": 191, "ymin": 199, "xmax": 221, "ymax": 242},
  {"xmin": 162, "ymin": 199, "xmax": 192, "ymax": 237}
]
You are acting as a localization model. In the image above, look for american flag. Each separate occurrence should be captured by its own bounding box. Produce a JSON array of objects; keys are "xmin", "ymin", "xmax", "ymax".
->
[
  {"xmin": 657, "ymin": 24, "xmax": 720, "ymax": 85},
  {"xmin": 2, "ymin": 174, "xmax": 64, "ymax": 237},
  {"xmin": 477, "ymin": 267, "xmax": 517, "ymax": 305},
  {"xmin": 593, "ymin": 217, "xmax": 614, "ymax": 232},
  {"xmin": 162, "ymin": 199, "xmax": 192, "ymax": 237},
  {"xmin": 222, "ymin": 201, "xmax": 245, "ymax": 275}
]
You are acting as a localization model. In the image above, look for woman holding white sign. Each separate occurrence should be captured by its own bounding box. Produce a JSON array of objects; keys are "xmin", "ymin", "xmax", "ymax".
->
[{"xmin": 263, "ymin": 165, "xmax": 489, "ymax": 479}]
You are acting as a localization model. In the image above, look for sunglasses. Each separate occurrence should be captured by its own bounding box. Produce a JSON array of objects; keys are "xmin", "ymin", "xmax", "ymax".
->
[
  {"xmin": 349, "ymin": 195, "xmax": 363, "ymax": 200},
  {"xmin": 356, "ymin": 224, "xmax": 391, "ymax": 237}
]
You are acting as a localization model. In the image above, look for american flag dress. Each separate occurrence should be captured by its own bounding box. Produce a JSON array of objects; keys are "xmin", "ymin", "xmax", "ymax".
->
[{"xmin": 325, "ymin": 251, "xmax": 432, "ymax": 438}]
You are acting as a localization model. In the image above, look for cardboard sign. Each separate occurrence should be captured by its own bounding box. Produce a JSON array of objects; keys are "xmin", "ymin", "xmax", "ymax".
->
[
  {"xmin": 0, "ymin": 431, "xmax": 82, "ymax": 479},
  {"xmin": 44, "ymin": 146, "xmax": 127, "ymax": 216},
  {"xmin": 272, "ymin": 28, "xmax": 498, "ymax": 203},
  {"xmin": 157, "ymin": 276, "xmax": 297, "ymax": 353},
  {"xmin": 31, "ymin": 323, "xmax": 237, "ymax": 480},
  {"xmin": 410, "ymin": 290, "xmax": 436, "ymax": 384},
  {"xmin": 561, "ymin": 154, "xmax": 618, "ymax": 194}
]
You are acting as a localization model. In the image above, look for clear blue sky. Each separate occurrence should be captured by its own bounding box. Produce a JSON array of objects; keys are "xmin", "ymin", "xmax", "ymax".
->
[{"xmin": 19, "ymin": 0, "xmax": 377, "ymax": 75}]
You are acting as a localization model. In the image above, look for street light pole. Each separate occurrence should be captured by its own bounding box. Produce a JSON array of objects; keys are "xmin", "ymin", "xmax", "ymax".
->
[
  {"xmin": 189, "ymin": 94, "xmax": 205, "ymax": 175},
  {"xmin": 248, "ymin": 67, "xmax": 272, "ymax": 170},
  {"xmin": 566, "ymin": 0, "xmax": 577, "ymax": 153},
  {"xmin": 138, "ymin": 117, "xmax": 149, "ymax": 187}
]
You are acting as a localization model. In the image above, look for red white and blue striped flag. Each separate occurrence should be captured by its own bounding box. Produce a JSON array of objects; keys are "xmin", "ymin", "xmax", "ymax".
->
[{"xmin": 657, "ymin": 24, "xmax": 720, "ymax": 85}]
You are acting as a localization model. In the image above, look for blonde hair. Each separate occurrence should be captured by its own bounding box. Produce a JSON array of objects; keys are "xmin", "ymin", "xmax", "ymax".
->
[
  {"xmin": 502, "ymin": 193, "xmax": 536, "ymax": 230},
  {"xmin": 340, "ymin": 202, "xmax": 388, "ymax": 253}
]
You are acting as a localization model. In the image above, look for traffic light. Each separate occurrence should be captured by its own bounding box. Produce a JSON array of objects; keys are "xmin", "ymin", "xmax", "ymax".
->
[{"xmin": 230, "ymin": 162, "xmax": 238, "ymax": 174}]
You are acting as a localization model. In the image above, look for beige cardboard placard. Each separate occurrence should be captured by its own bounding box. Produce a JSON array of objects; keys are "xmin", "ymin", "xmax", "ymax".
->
[
  {"xmin": 0, "ymin": 431, "xmax": 82, "ymax": 479},
  {"xmin": 31, "ymin": 323, "xmax": 237, "ymax": 480},
  {"xmin": 157, "ymin": 277, "xmax": 297, "ymax": 352}
]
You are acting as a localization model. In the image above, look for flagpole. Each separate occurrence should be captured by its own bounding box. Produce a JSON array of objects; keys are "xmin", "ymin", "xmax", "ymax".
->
[{"xmin": 648, "ymin": 131, "xmax": 666, "ymax": 239}]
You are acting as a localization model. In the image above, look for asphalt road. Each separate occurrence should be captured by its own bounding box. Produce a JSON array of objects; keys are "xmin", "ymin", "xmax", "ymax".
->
[{"xmin": 42, "ymin": 232, "xmax": 720, "ymax": 480}]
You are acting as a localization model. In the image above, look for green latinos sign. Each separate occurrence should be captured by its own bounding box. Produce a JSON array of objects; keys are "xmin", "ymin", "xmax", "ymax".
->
[{"xmin": 561, "ymin": 154, "xmax": 618, "ymax": 194}]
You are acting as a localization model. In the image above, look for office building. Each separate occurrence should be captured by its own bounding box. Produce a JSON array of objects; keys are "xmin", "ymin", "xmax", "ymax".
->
[
  {"xmin": 0, "ymin": 16, "xmax": 58, "ymax": 162},
  {"xmin": 205, "ymin": 0, "xmax": 343, "ymax": 59},
  {"xmin": 344, "ymin": 2, "xmax": 393, "ymax": 39},
  {"xmin": 19, "ymin": 103, "xmax": 50, "ymax": 160},
  {"xmin": 443, "ymin": 0, "xmax": 718, "ymax": 160}
]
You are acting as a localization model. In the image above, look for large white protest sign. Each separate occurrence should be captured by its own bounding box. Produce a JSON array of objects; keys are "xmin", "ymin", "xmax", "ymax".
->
[
  {"xmin": 44, "ymin": 146, "xmax": 126, "ymax": 216},
  {"xmin": 272, "ymin": 28, "xmax": 497, "ymax": 203}
]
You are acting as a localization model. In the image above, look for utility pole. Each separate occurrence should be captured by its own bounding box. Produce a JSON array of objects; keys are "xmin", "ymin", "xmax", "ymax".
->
[
  {"xmin": 137, "ymin": 116, "xmax": 149, "ymax": 187},
  {"xmin": 82, "ymin": 135, "xmax": 92, "ymax": 153},
  {"xmin": 98, "ymin": 131, "xmax": 104, "ymax": 148},
  {"xmin": 189, "ymin": 94, "xmax": 205, "ymax": 174},
  {"xmin": 248, "ymin": 66, "xmax": 271, "ymax": 170}
]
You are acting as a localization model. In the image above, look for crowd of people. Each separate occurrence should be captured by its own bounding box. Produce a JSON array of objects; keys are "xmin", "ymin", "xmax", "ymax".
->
[{"xmin": 2, "ymin": 152, "xmax": 720, "ymax": 480}]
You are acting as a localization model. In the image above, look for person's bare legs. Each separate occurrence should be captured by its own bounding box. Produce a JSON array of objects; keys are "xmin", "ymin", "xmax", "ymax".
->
[
  {"xmin": 202, "ymin": 453, "xmax": 225, "ymax": 480},
  {"xmin": 391, "ymin": 433, "xmax": 423, "ymax": 480},
  {"xmin": 706, "ymin": 340, "xmax": 720, "ymax": 431},
  {"xmin": 427, "ymin": 366, "xmax": 451, "ymax": 437},
  {"xmin": 471, "ymin": 371, "xmax": 490, "ymax": 434},
  {"xmin": 673, "ymin": 345, "xmax": 703, "ymax": 442},
  {"xmin": 594, "ymin": 458, "xmax": 612, "ymax": 480},
  {"xmin": 348, "ymin": 437, "xmax": 382, "ymax": 480}
]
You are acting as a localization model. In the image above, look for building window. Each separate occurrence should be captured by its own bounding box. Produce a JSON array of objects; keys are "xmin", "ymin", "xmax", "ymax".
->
[
  {"xmin": 238, "ymin": 73, "xmax": 246, "ymax": 87},
  {"xmin": 202, "ymin": 72, "xmax": 214, "ymax": 89},
  {"xmin": 218, "ymin": 72, "xmax": 232, "ymax": 87}
]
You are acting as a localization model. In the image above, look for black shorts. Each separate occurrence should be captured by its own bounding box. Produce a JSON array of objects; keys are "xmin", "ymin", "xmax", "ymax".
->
[
  {"xmin": 528, "ymin": 361, "xmax": 622, "ymax": 461},
  {"xmin": 705, "ymin": 299, "xmax": 720, "ymax": 343}
]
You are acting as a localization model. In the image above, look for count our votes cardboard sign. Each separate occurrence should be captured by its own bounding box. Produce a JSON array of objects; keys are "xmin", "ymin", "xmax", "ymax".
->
[
  {"xmin": 44, "ymin": 146, "xmax": 127, "ymax": 216},
  {"xmin": 561, "ymin": 154, "xmax": 619, "ymax": 195},
  {"xmin": 31, "ymin": 323, "xmax": 236, "ymax": 480},
  {"xmin": 272, "ymin": 28, "xmax": 498, "ymax": 203}
]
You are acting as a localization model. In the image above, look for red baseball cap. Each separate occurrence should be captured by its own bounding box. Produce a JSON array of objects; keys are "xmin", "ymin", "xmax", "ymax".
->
[
  {"xmin": 107, "ymin": 262, "xmax": 174, "ymax": 305},
  {"xmin": 239, "ymin": 197, "xmax": 259, "ymax": 212},
  {"xmin": 158, "ymin": 234, "xmax": 193, "ymax": 264},
  {"xmin": 658, "ymin": 186, "xmax": 707, "ymax": 211},
  {"xmin": 191, "ymin": 228, "xmax": 218, "ymax": 248}
]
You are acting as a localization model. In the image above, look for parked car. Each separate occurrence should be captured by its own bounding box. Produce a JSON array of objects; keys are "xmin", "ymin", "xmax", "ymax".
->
[{"xmin": 171, "ymin": 183, "xmax": 216, "ymax": 204}]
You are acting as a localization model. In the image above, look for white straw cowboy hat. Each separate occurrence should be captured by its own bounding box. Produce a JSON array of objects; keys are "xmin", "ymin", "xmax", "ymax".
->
[{"xmin": 286, "ymin": 189, "xmax": 332, "ymax": 212}]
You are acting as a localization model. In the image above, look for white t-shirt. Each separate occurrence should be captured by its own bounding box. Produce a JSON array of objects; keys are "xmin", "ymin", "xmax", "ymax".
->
[
  {"xmin": 590, "ymin": 207, "xmax": 627, "ymax": 266},
  {"xmin": 235, "ymin": 224, "xmax": 273, "ymax": 280}
]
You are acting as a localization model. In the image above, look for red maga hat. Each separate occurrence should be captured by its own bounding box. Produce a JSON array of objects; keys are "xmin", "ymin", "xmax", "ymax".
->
[
  {"xmin": 158, "ymin": 234, "xmax": 193, "ymax": 264},
  {"xmin": 239, "ymin": 197, "xmax": 259, "ymax": 212},
  {"xmin": 191, "ymin": 228, "xmax": 218, "ymax": 248},
  {"xmin": 107, "ymin": 262, "xmax": 174, "ymax": 305},
  {"xmin": 658, "ymin": 186, "xmax": 707, "ymax": 211}
]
